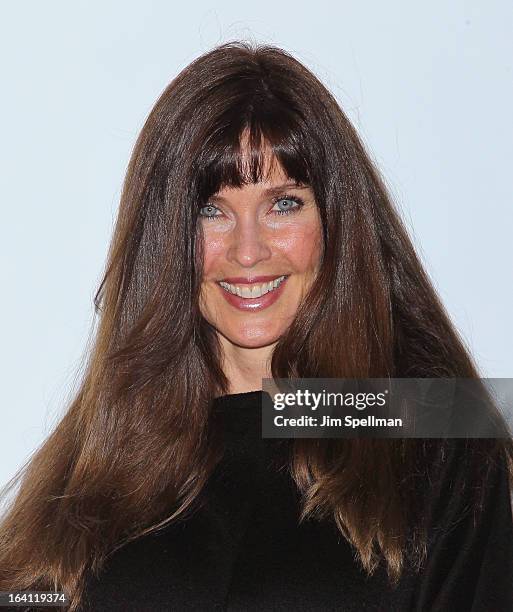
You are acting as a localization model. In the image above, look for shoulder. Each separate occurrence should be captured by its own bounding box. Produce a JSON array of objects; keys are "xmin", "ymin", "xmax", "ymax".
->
[
  {"xmin": 426, "ymin": 438, "xmax": 512, "ymax": 528},
  {"xmin": 410, "ymin": 438, "xmax": 513, "ymax": 611}
]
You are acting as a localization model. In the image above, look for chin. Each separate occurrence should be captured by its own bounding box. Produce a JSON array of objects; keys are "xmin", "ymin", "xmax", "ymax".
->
[{"xmin": 221, "ymin": 324, "xmax": 283, "ymax": 349}]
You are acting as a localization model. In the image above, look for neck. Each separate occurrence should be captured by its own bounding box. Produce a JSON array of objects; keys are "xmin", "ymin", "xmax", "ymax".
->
[{"xmin": 218, "ymin": 334, "xmax": 276, "ymax": 395}]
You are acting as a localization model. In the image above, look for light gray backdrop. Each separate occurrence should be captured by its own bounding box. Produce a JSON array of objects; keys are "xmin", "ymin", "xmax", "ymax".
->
[{"xmin": 1, "ymin": 1, "xmax": 512, "ymax": 489}]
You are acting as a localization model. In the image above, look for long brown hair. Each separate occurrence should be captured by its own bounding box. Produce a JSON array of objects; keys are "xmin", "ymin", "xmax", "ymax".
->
[{"xmin": 1, "ymin": 41, "xmax": 512, "ymax": 610}]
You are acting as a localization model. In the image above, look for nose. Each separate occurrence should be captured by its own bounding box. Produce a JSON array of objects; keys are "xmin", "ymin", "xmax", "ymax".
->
[{"xmin": 226, "ymin": 216, "xmax": 272, "ymax": 268}]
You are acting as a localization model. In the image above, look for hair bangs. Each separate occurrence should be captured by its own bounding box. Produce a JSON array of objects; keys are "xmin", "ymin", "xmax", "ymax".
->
[{"xmin": 193, "ymin": 113, "xmax": 312, "ymax": 206}]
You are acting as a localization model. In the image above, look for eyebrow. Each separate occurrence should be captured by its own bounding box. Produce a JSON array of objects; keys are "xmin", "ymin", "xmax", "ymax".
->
[{"xmin": 208, "ymin": 182, "xmax": 310, "ymax": 203}]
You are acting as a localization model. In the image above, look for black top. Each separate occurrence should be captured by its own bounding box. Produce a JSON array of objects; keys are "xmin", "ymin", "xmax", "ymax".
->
[{"xmin": 80, "ymin": 391, "xmax": 513, "ymax": 611}]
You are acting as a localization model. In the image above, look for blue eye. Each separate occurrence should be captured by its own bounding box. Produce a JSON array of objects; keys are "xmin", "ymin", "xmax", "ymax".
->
[
  {"xmin": 271, "ymin": 195, "xmax": 305, "ymax": 216},
  {"xmin": 198, "ymin": 204, "xmax": 221, "ymax": 220},
  {"xmin": 198, "ymin": 194, "xmax": 305, "ymax": 221}
]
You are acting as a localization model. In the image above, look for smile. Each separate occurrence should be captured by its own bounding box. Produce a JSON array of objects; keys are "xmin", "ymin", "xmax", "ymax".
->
[
  {"xmin": 215, "ymin": 275, "xmax": 289, "ymax": 311},
  {"xmin": 218, "ymin": 275, "xmax": 287, "ymax": 298}
]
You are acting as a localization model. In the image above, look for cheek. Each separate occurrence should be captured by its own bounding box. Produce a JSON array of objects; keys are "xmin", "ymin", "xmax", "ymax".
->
[
  {"xmin": 273, "ymin": 222, "xmax": 322, "ymax": 271},
  {"xmin": 202, "ymin": 235, "xmax": 225, "ymax": 275},
  {"xmin": 200, "ymin": 216, "xmax": 322, "ymax": 274}
]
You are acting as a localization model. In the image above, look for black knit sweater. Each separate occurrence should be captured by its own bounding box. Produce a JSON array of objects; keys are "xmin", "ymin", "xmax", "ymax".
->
[{"xmin": 80, "ymin": 390, "xmax": 513, "ymax": 611}]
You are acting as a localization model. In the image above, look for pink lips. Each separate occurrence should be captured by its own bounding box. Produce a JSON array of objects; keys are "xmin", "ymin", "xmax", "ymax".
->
[{"xmin": 217, "ymin": 276, "xmax": 288, "ymax": 311}]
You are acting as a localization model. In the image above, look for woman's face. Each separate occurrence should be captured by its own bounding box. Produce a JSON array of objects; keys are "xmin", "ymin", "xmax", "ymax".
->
[{"xmin": 199, "ymin": 158, "xmax": 322, "ymax": 349}]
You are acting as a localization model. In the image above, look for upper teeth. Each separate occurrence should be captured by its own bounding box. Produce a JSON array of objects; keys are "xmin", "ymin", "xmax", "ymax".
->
[{"xmin": 219, "ymin": 275, "xmax": 287, "ymax": 298}]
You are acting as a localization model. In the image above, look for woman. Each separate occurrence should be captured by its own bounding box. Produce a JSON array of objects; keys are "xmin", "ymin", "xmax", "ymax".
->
[{"xmin": 1, "ymin": 41, "xmax": 512, "ymax": 611}]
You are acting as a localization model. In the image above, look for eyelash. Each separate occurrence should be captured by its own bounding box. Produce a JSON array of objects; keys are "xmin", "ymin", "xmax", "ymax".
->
[{"xmin": 199, "ymin": 194, "xmax": 305, "ymax": 221}]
